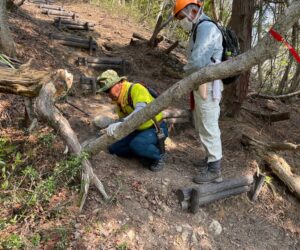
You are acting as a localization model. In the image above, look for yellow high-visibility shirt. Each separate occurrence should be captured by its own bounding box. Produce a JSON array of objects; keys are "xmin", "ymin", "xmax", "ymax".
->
[{"xmin": 117, "ymin": 81, "xmax": 163, "ymax": 131}]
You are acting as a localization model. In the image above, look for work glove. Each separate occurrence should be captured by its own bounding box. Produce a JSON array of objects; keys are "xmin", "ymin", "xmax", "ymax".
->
[{"xmin": 106, "ymin": 121, "xmax": 122, "ymax": 136}]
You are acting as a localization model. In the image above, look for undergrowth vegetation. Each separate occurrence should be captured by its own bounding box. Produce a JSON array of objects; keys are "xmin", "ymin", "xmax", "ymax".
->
[{"xmin": 0, "ymin": 133, "xmax": 87, "ymax": 249}]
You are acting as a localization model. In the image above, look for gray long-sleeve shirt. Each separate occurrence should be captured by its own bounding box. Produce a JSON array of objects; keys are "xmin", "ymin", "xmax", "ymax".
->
[{"xmin": 184, "ymin": 13, "xmax": 223, "ymax": 75}]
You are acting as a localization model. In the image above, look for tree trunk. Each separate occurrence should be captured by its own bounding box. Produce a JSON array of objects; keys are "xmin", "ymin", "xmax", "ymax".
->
[
  {"xmin": 82, "ymin": 0, "xmax": 300, "ymax": 155},
  {"xmin": 223, "ymin": 0, "xmax": 255, "ymax": 117},
  {"xmin": 0, "ymin": 0, "xmax": 16, "ymax": 56},
  {"xmin": 276, "ymin": 23, "xmax": 297, "ymax": 94},
  {"xmin": 288, "ymin": 62, "xmax": 300, "ymax": 93}
]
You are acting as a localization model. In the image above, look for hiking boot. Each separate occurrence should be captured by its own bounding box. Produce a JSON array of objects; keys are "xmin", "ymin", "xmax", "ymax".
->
[
  {"xmin": 192, "ymin": 170, "xmax": 223, "ymax": 184},
  {"xmin": 193, "ymin": 157, "xmax": 208, "ymax": 173},
  {"xmin": 193, "ymin": 160, "xmax": 223, "ymax": 184},
  {"xmin": 149, "ymin": 155, "xmax": 166, "ymax": 172}
]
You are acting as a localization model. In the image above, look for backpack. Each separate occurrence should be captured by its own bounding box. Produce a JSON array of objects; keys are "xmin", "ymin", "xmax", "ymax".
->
[
  {"xmin": 127, "ymin": 83, "xmax": 159, "ymax": 109},
  {"xmin": 193, "ymin": 19, "xmax": 240, "ymax": 85}
]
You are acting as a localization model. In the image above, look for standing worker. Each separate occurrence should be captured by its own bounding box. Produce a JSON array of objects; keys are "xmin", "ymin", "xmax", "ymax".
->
[
  {"xmin": 98, "ymin": 70, "xmax": 168, "ymax": 172},
  {"xmin": 173, "ymin": 0, "xmax": 224, "ymax": 183}
]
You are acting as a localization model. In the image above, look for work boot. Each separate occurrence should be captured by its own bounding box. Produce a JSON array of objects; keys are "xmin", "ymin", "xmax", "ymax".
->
[
  {"xmin": 193, "ymin": 160, "xmax": 223, "ymax": 184},
  {"xmin": 149, "ymin": 155, "xmax": 166, "ymax": 172},
  {"xmin": 194, "ymin": 157, "xmax": 208, "ymax": 173}
]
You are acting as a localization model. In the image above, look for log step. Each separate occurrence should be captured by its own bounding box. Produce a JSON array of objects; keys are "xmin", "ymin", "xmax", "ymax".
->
[
  {"xmin": 190, "ymin": 185, "xmax": 250, "ymax": 213},
  {"xmin": 77, "ymin": 57, "xmax": 130, "ymax": 74}
]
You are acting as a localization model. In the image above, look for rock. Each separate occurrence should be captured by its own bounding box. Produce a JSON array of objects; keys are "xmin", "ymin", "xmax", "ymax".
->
[
  {"xmin": 175, "ymin": 225, "xmax": 183, "ymax": 233},
  {"xmin": 191, "ymin": 231, "xmax": 198, "ymax": 245},
  {"xmin": 162, "ymin": 204, "xmax": 171, "ymax": 213},
  {"xmin": 162, "ymin": 178, "xmax": 170, "ymax": 186},
  {"xmin": 149, "ymin": 214, "xmax": 154, "ymax": 222},
  {"xmin": 93, "ymin": 115, "xmax": 115, "ymax": 128},
  {"xmin": 127, "ymin": 229, "xmax": 135, "ymax": 241},
  {"xmin": 181, "ymin": 229, "xmax": 190, "ymax": 242},
  {"xmin": 209, "ymin": 219, "xmax": 222, "ymax": 236},
  {"xmin": 197, "ymin": 209, "xmax": 208, "ymax": 224},
  {"xmin": 74, "ymin": 231, "xmax": 81, "ymax": 239},
  {"xmin": 74, "ymin": 223, "xmax": 81, "ymax": 229}
]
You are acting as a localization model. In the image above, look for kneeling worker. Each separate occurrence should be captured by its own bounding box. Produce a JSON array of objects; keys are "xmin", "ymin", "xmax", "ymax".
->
[{"xmin": 98, "ymin": 70, "xmax": 168, "ymax": 172}]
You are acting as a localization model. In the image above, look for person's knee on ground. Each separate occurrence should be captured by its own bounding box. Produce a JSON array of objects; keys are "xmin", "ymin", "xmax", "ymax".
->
[{"xmin": 129, "ymin": 130, "xmax": 166, "ymax": 172}]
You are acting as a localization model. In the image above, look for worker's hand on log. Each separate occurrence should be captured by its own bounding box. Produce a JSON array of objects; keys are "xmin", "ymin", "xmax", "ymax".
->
[{"xmin": 106, "ymin": 121, "xmax": 122, "ymax": 136}]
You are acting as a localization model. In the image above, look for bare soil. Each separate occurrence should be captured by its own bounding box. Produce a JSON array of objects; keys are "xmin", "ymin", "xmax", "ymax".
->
[{"xmin": 1, "ymin": 1, "xmax": 300, "ymax": 249}]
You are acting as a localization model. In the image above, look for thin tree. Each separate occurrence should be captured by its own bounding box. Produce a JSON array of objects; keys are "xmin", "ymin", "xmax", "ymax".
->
[
  {"xmin": 0, "ymin": 0, "xmax": 16, "ymax": 56},
  {"xmin": 223, "ymin": 0, "xmax": 255, "ymax": 117}
]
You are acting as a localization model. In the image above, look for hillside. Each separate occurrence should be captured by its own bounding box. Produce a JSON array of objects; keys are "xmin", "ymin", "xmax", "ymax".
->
[{"xmin": 0, "ymin": 1, "xmax": 299, "ymax": 249}]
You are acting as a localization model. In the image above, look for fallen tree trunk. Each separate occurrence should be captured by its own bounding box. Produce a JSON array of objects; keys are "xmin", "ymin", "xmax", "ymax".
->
[
  {"xmin": 0, "ymin": 67, "xmax": 109, "ymax": 211},
  {"xmin": 241, "ymin": 134, "xmax": 300, "ymax": 199},
  {"xmin": 83, "ymin": 0, "xmax": 300, "ymax": 155},
  {"xmin": 0, "ymin": 65, "xmax": 48, "ymax": 97},
  {"xmin": 242, "ymin": 107, "xmax": 290, "ymax": 122},
  {"xmin": 241, "ymin": 135, "xmax": 300, "ymax": 152}
]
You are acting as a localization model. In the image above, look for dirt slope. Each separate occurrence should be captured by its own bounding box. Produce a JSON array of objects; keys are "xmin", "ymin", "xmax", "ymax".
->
[{"xmin": 1, "ymin": 1, "xmax": 300, "ymax": 249}]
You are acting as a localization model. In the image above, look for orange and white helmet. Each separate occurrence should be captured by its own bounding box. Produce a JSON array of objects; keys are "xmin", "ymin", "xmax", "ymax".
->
[{"xmin": 173, "ymin": 0, "xmax": 204, "ymax": 19}]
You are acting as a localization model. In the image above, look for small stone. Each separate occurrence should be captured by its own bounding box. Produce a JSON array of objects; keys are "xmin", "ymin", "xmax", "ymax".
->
[
  {"xmin": 74, "ymin": 223, "xmax": 81, "ymax": 229},
  {"xmin": 197, "ymin": 209, "xmax": 207, "ymax": 224},
  {"xmin": 162, "ymin": 204, "xmax": 171, "ymax": 213},
  {"xmin": 127, "ymin": 229, "xmax": 135, "ymax": 240},
  {"xmin": 209, "ymin": 219, "xmax": 222, "ymax": 236},
  {"xmin": 149, "ymin": 215, "xmax": 154, "ymax": 222},
  {"xmin": 191, "ymin": 232, "xmax": 198, "ymax": 244},
  {"xmin": 162, "ymin": 178, "xmax": 170, "ymax": 186},
  {"xmin": 175, "ymin": 226, "xmax": 183, "ymax": 233},
  {"xmin": 181, "ymin": 229, "xmax": 190, "ymax": 242},
  {"xmin": 182, "ymin": 224, "xmax": 192, "ymax": 230},
  {"xmin": 74, "ymin": 232, "xmax": 81, "ymax": 239}
]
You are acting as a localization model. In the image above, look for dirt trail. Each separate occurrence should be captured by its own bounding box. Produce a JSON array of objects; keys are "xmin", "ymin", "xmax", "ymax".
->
[{"xmin": 2, "ymin": 1, "xmax": 300, "ymax": 249}]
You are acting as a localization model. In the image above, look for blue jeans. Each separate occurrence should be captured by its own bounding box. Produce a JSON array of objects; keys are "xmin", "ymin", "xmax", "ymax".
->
[{"xmin": 109, "ymin": 122, "xmax": 168, "ymax": 160}]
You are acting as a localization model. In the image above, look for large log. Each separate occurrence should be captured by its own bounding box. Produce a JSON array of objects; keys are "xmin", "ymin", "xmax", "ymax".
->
[
  {"xmin": 57, "ymin": 24, "xmax": 95, "ymax": 31},
  {"xmin": 49, "ymin": 33, "xmax": 97, "ymax": 45},
  {"xmin": 41, "ymin": 9, "xmax": 78, "ymax": 19},
  {"xmin": 190, "ymin": 186, "xmax": 250, "ymax": 213},
  {"xmin": 177, "ymin": 175, "xmax": 253, "ymax": 202},
  {"xmin": 0, "ymin": 65, "xmax": 47, "ymax": 97},
  {"xmin": 193, "ymin": 176, "xmax": 253, "ymax": 196},
  {"xmin": 54, "ymin": 18, "xmax": 95, "ymax": 27},
  {"xmin": 50, "ymin": 34, "xmax": 97, "ymax": 55},
  {"xmin": 77, "ymin": 57, "xmax": 123, "ymax": 65},
  {"xmin": 39, "ymin": 4, "xmax": 64, "ymax": 10},
  {"xmin": 77, "ymin": 57, "xmax": 129, "ymax": 74},
  {"xmin": 242, "ymin": 107, "xmax": 290, "ymax": 122}
]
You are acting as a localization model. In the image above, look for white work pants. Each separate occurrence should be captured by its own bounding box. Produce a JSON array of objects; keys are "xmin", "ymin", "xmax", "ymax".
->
[{"xmin": 193, "ymin": 84, "xmax": 222, "ymax": 163}]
